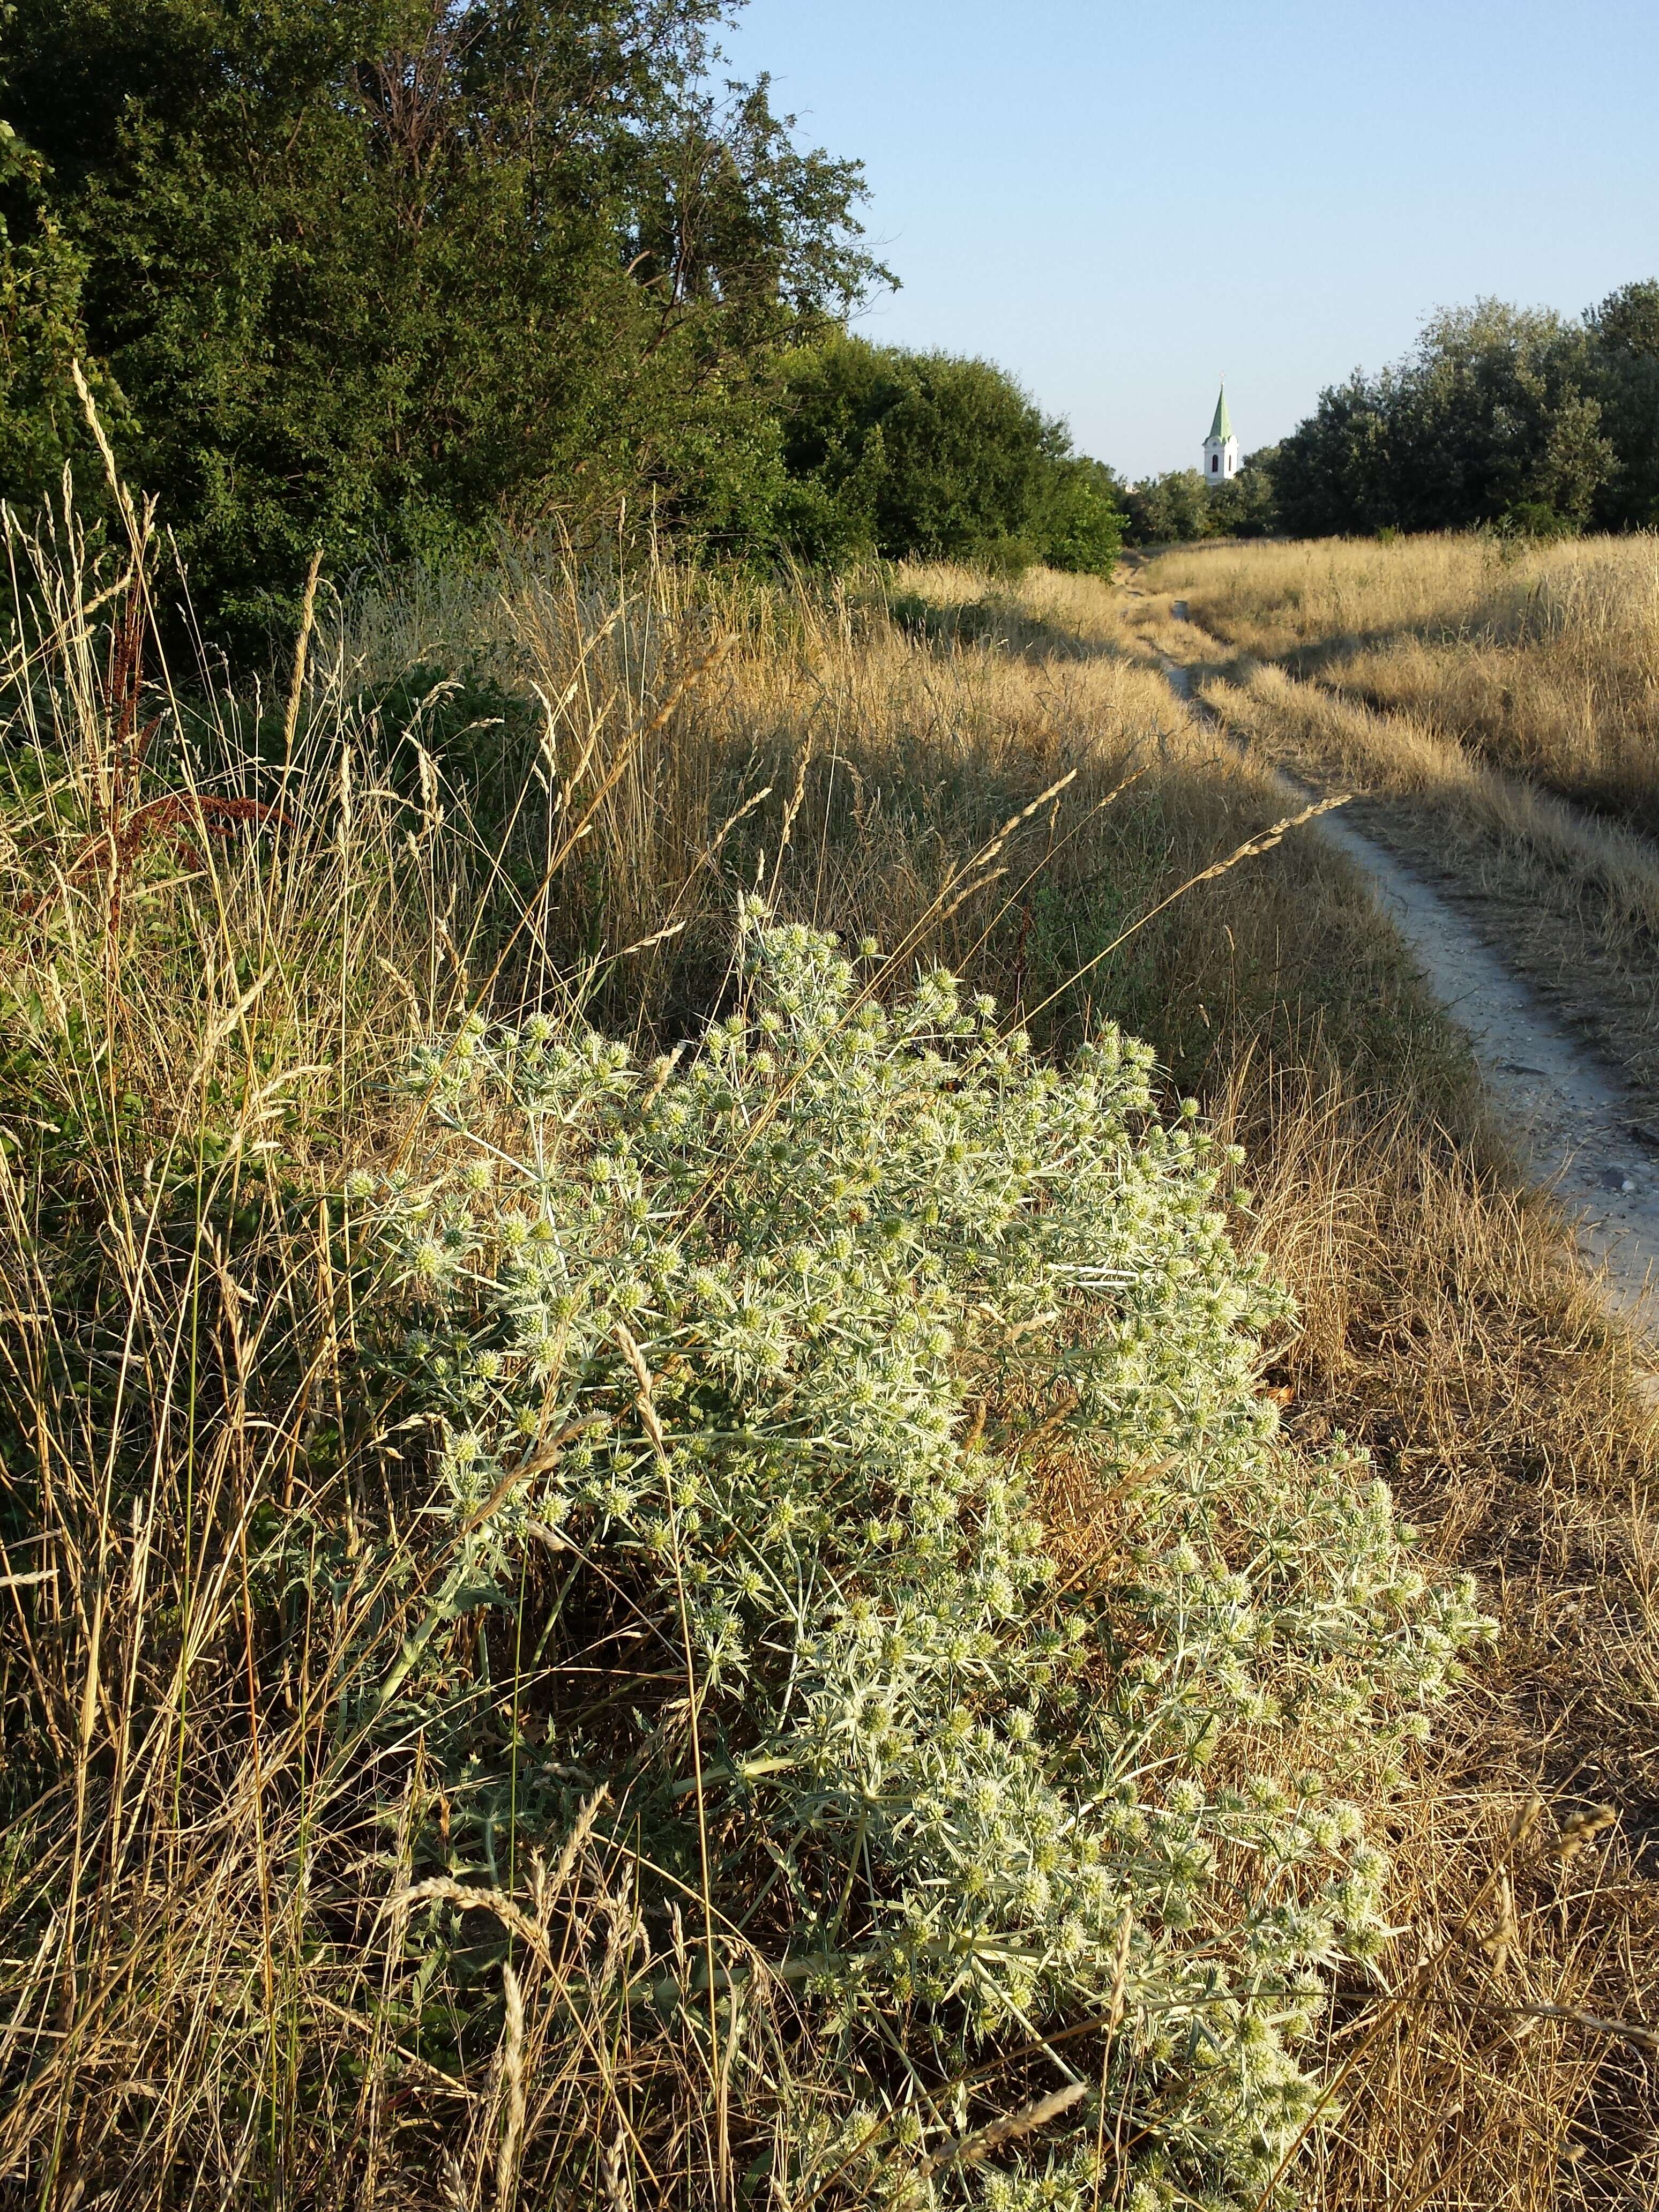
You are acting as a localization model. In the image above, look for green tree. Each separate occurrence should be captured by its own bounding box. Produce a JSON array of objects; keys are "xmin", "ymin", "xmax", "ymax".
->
[
  {"xmin": 1119, "ymin": 454, "xmax": 1280, "ymax": 545},
  {"xmin": 1119, "ymin": 467, "xmax": 1211, "ymax": 545},
  {"xmin": 1204, "ymin": 447, "xmax": 1280, "ymax": 538},
  {"xmin": 1587, "ymin": 279, "xmax": 1659, "ymax": 529},
  {"xmin": 1270, "ymin": 372, "xmax": 1396, "ymax": 537},
  {"xmin": 1273, "ymin": 300, "xmax": 1615, "ymax": 537},
  {"xmin": 0, "ymin": 118, "xmax": 107, "ymax": 500},
  {"xmin": 0, "ymin": 0, "xmax": 884, "ymax": 635},
  {"xmin": 1392, "ymin": 302, "xmax": 1610, "ymax": 529},
  {"xmin": 776, "ymin": 334, "xmax": 1121, "ymax": 575},
  {"xmin": 1033, "ymin": 454, "xmax": 1124, "ymax": 576}
]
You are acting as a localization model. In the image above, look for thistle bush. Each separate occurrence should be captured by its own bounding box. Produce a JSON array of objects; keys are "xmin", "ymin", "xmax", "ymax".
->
[{"xmin": 357, "ymin": 907, "xmax": 1489, "ymax": 2208}]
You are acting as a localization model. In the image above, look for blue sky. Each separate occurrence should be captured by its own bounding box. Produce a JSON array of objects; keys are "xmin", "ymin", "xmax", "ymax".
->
[{"xmin": 718, "ymin": 0, "xmax": 1659, "ymax": 479}]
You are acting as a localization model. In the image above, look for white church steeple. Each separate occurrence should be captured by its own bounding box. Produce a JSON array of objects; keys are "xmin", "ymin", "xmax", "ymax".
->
[{"xmin": 1202, "ymin": 384, "xmax": 1239, "ymax": 486}]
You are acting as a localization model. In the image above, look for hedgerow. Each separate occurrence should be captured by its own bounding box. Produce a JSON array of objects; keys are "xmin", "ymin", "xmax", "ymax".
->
[{"xmin": 355, "ymin": 907, "xmax": 1490, "ymax": 2208}]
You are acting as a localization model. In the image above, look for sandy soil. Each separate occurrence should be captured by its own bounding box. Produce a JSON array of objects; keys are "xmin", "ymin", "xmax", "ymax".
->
[{"xmin": 1164, "ymin": 632, "xmax": 1659, "ymax": 1374}]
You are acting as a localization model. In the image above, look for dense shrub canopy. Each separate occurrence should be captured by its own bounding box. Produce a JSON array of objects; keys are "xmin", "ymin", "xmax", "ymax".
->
[
  {"xmin": 0, "ymin": 3, "xmax": 1127, "ymax": 633},
  {"xmin": 1272, "ymin": 291, "xmax": 1659, "ymax": 537},
  {"xmin": 360, "ymin": 913, "xmax": 1488, "ymax": 2208},
  {"xmin": 1587, "ymin": 279, "xmax": 1659, "ymax": 532},
  {"xmin": 776, "ymin": 336, "xmax": 1123, "ymax": 575},
  {"xmin": 0, "ymin": 0, "xmax": 884, "ymax": 632},
  {"xmin": 1118, "ymin": 459, "xmax": 1278, "ymax": 547}
]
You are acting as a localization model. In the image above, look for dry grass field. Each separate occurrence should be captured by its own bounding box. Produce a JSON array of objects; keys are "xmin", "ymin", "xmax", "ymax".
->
[
  {"xmin": 1141, "ymin": 535, "xmax": 1659, "ymax": 838},
  {"xmin": 1125, "ymin": 539, "xmax": 1659, "ymax": 1123},
  {"xmin": 2, "ymin": 522, "xmax": 1656, "ymax": 2209}
]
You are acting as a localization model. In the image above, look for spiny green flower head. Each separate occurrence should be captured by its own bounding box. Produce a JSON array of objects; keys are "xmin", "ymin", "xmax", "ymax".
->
[{"xmin": 363, "ymin": 908, "xmax": 1491, "ymax": 2210}]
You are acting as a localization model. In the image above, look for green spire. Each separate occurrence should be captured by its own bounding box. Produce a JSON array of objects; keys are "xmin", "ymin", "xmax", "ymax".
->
[{"xmin": 1208, "ymin": 384, "xmax": 1233, "ymax": 443}]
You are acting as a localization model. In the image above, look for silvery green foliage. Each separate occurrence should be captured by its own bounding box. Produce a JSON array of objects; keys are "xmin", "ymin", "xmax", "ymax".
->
[{"xmin": 364, "ymin": 907, "xmax": 1490, "ymax": 2209}]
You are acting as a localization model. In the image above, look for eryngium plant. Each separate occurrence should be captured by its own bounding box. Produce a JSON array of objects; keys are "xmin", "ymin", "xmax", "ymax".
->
[{"xmin": 356, "ymin": 908, "xmax": 1489, "ymax": 2208}]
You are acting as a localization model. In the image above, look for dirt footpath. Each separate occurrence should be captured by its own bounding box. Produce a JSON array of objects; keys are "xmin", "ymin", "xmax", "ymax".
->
[{"xmin": 1163, "ymin": 640, "xmax": 1659, "ymax": 1373}]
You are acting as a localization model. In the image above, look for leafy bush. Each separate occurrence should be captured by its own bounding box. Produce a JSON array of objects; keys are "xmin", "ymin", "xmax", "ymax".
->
[
  {"xmin": 1118, "ymin": 469, "xmax": 1213, "ymax": 547},
  {"xmin": 778, "ymin": 337, "xmax": 1122, "ymax": 576},
  {"xmin": 1586, "ymin": 278, "xmax": 1659, "ymax": 529},
  {"xmin": 1035, "ymin": 456, "xmax": 1126, "ymax": 576},
  {"xmin": 1118, "ymin": 459, "xmax": 1278, "ymax": 548},
  {"xmin": 0, "ymin": 0, "xmax": 885, "ymax": 639},
  {"xmin": 355, "ymin": 911, "xmax": 1488, "ymax": 2207},
  {"xmin": 1272, "ymin": 297, "xmax": 1627, "ymax": 536},
  {"xmin": 1494, "ymin": 500, "xmax": 1577, "ymax": 543},
  {"xmin": 350, "ymin": 661, "xmax": 533, "ymax": 798}
]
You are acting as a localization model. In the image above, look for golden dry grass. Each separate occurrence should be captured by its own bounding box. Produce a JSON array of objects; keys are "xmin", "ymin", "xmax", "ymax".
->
[
  {"xmin": 1231, "ymin": 1061, "xmax": 1659, "ymax": 2207},
  {"xmin": 1116, "ymin": 536, "xmax": 1659, "ymax": 1117},
  {"xmin": 1140, "ymin": 533, "xmax": 1659, "ymax": 836},
  {"xmin": 1193, "ymin": 663, "xmax": 1659, "ymax": 1114},
  {"xmin": 1, "ymin": 529, "xmax": 1656, "ymax": 2208}
]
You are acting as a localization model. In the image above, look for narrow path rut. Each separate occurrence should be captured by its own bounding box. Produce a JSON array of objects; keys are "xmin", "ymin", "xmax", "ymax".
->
[{"xmin": 1162, "ymin": 620, "xmax": 1659, "ymax": 1371}]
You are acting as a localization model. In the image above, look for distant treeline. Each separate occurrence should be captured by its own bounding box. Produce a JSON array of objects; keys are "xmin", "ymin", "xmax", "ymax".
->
[
  {"xmin": 0, "ymin": 0, "xmax": 1120, "ymax": 648},
  {"xmin": 1119, "ymin": 289, "xmax": 1659, "ymax": 548},
  {"xmin": 6, "ymin": 1, "xmax": 1648, "ymax": 632},
  {"xmin": 1113, "ymin": 458, "xmax": 1279, "ymax": 547},
  {"xmin": 1270, "ymin": 291, "xmax": 1659, "ymax": 539}
]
